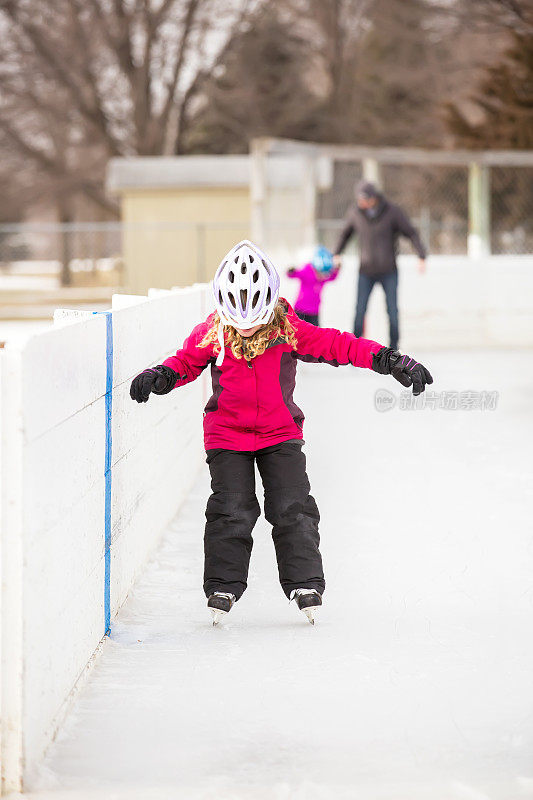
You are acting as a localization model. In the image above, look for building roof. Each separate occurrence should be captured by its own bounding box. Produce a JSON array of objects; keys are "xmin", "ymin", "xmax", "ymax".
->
[
  {"xmin": 107, "ymin": 156, "xmax": 250, "ymax": 192},
  {"xmin": 107, "ymin": 155, "xmax": 309, "ymax": 193}
]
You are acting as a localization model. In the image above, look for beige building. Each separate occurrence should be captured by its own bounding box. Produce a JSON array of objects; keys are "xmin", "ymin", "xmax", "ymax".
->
[
  {"xmin": 107, "ymin": 157, "xmax": 251, "ymax": 293},
  {"xmin": 106, "ymin": 149, "xmax": 317, "ymax": 294}
]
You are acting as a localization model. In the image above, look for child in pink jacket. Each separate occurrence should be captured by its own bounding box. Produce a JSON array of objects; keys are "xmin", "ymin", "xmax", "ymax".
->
[
  {"xmin": 287, "ymin": 245, "xmax": 339, "ymax": 326},
  {"xmin": 130, "ymin": 240, "xmax": 433, "ymax": 625}
]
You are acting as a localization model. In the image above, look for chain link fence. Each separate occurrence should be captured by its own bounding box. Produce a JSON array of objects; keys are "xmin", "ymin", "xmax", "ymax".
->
[
  {"xmin": 490, "ymin": 166, "xmax": 533, "ymax": 255},
  {"xmin": 0, "ymin": 221, "xmax": 252, "ymax": 296},
  {"xmin": 0, "ymin": 221, "xmax": 248, "ymax": 288},
  {"xmin": 317, "ymin": 162, "xmax": 469, "ymax": 255},
  {"xmin": 317, "ymin": 161, "xmax": 533, "ymax": 257},
  {"xmin": 0, "ymin": 222, "xmax": 124, "ymax": 287},
  {"xmin": 262, "ymin": 139, "xmax": 533, "ymax": 258}
]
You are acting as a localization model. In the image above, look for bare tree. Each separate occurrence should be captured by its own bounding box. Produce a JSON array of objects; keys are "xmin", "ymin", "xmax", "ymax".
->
[
  {"xmin": 281, "ymin": 0, "xmax": 527, "ymax": 146},
  {"xmin": 0, "ymin": 1, "xmax": 252, "ymax": 212},
  {"xmin": 0, "ymin": 0, "xmax": 253, "ymax": 281},
  {"xmin": 181, "ymin": 2, "xmax": 324, "ymax": 153},
  {"xmin": 184, "ymin": 0, "xmax": 456, "ymax": 149},
  {"xmin": 291, "ymin": 0, "xmax": 372, "ymax": 120},
  {"xmin": 272, "ymin": 0, "xmax": 464, "ymax": 145}
]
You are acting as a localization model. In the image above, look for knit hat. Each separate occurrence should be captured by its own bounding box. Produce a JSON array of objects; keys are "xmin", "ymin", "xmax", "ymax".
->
[{"xmin": 355, "ymin": 180, "xmax": 379, "ymax": 200}]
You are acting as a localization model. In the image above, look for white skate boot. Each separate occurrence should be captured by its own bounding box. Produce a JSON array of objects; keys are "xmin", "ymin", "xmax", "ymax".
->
[{"xmin": 290, "ymin": 588, "xmax": 322, "ymax": 625}]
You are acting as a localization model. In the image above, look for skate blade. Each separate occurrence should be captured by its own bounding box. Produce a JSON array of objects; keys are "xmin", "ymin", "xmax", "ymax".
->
[
  {"xmin": 302, "ymin": 608, "xmax": 316, "ymax": 625},
  {"xmin": 211, "ymin": 608, "xmax": 228, "ymax": 626}
]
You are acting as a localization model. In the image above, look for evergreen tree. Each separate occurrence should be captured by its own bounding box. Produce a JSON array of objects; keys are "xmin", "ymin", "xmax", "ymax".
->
[
  {"xmin": 180, "ymin": 5, "xmax": 324, "ymax": 153},
  {"xmin": 445, "ymin": 31, "xmax": 533, "ymax": 149}
]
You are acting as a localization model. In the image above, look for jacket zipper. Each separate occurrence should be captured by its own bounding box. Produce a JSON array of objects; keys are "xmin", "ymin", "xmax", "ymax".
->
[{"xmin": 248, "ymin": 357, "xmax": 257, "ymax": 444}]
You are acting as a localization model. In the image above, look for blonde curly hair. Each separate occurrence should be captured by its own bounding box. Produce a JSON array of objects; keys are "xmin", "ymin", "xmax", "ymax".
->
[{"xmin": 199, "ymin": 301, "xmax": 298, "ymax": 361}]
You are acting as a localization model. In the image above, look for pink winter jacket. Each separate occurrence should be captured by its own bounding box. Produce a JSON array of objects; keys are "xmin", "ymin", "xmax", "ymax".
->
[{"xmin": 163, "ymin": 300, "xmax": 383, "ymax": 451}]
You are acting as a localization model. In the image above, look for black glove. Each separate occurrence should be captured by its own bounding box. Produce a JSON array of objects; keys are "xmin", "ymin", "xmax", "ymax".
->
[
  {"xmin": 372, "ymin": 347, "xmax": 433, "ymax": 396},
  {"xmin": 130, "ymin": 365, "xmax": 178, "ymax": 403}
]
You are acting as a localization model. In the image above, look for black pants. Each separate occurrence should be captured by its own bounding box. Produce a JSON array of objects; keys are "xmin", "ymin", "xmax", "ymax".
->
[
  {"xmin": 296, "ymin": 310, "xmax": 319, "ymax": 326},
  {"xmin": 204, "ymin": 441, "xmax": 324, "ymax": 600}
]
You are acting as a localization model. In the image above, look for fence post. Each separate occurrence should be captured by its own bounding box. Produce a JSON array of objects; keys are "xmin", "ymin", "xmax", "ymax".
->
[
  {"xmin": 250, "ymin": 138, "xmax": 269, "ymax": 248},
  {"xmin": 302, "ymin": 157, "xmax": 317, "ymax": 250},
  {"xmin": 362, "ymin": 157, "xmax": 382, "ymax": 188},
  {"xmin": 1, "ymin": 351, "xmax": 24, "ymax": 794},
  {"xmin": 420, "ymin": 206, "xmax": 431, "ymax": 252},
  {"xmin": 468, "ymin": 163, "xmax": 491, "ymax": 258}
]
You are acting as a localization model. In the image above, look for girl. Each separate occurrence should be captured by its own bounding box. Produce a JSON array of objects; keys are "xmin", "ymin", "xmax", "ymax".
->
[
  {"xmin": 287, "ymin": 245, "xmax": 339, "ymax": 326},
  {"xmin": 130, "ymin": 240, "xmax": 432, "ymax": 625}
]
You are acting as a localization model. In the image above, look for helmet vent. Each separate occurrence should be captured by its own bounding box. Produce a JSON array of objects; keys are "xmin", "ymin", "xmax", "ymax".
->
[
  {"xmin": 241, "ymin": 263, "xmax": 247, "ymax": 274},
  {"xmin": 249, "ymin": 254, "xmax": 254, "ymax": 263},
  {"xmin": 253, "ymin": 269, "xmax": 259, "ymax": 283},
  {"xmin": 262, "ymin": 259, "xmax": 270, "ymax": 274},
  {"xmin": 234, "ymin": 256, "xmax": 239, "ymax": 263},
  {"xmin": 266, "ymin": 287, "xmax": 271, "ymax": 304},
  {"xmin": 252, "ymin": 290, "xmax": 260, "ymax": 309},
  {"xmin": 228, "ymin": 292, "xmax": 236, "ymax": 308},
  {"xmin": 240, "ymin": 289, "xmax": 248, "ymax": 308},
  {"xmin": 228, "ymin": 271, "xmax": 234, "ymax": 283}
]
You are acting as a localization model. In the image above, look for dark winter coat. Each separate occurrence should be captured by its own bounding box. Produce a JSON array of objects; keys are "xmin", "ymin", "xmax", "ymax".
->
[{"xmin": 334, "ymin": 197, "xmax": 427, "ymax": 277}]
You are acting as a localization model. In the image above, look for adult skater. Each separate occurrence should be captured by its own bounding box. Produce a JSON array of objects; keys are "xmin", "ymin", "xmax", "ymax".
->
[
  {"xmin": 130, "ymin": 240, "xmax": 433, "ymax": 625},
  {"xmin": 333, "ymin": 180, "xmax": 427, "ymax": 350},
  {"xmin": 287, "ymin": 245, "xmax": 339, "ymax": 325}
]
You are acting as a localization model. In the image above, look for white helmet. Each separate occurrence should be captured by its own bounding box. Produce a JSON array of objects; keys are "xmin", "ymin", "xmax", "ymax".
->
[{"xmin": 212, "ymin": 240, "xmax": 280, "ymax": 330}]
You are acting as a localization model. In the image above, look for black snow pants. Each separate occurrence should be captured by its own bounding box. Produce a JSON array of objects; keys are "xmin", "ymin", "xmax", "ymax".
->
[{"xmin": 204, "ymin": 441, "xmax": 324, "ymax": 600}]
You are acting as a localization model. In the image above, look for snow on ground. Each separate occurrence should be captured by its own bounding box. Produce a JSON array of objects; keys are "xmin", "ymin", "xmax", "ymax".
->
[
  {"xmin": 22, "ymin": 351, "xmax": 533, "ymax": 800},
  {"xmin": 0, "ymin": 273, "xmax": 59, "ymax": 291}
]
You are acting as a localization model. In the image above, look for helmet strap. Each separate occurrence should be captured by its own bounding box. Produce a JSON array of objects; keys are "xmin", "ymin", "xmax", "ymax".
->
[{"xmin": 215, "ymin": 322, "xmax": 225, "ymax": 367}]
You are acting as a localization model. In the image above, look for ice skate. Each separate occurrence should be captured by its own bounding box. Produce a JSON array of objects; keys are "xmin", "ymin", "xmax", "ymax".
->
[
  {"xmin": 207, "ymin": 592, "xmax": 236, "ymax": 625},
  {"xmin": 290, "ymin": 588, "xmax": 322, "ymax": 625}
]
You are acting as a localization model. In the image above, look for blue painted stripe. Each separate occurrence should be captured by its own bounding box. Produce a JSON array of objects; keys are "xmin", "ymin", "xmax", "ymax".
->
[
  {"xmin": 95, "ymin": 311, "xmax": 113, "ymax": 634},
  {"xmin": 103, "ymin": 312, "xmax": 113, "ymax": 634}
]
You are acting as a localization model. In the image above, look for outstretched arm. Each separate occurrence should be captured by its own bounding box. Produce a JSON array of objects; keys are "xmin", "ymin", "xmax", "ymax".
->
[
  {"xmin": 291, "ymin": 311, "xmax": 382, "ymax": 370},
  {"xmin": 394, "ymin": 207, "xmax": 427, "ymax": 260},
  {"xmin": 287, "ymin": 266, "xmax": 304, "ymax": 278},
  {"xmin": 333, "ymin": 210, "xmax": 357, "ymax": 256},
  {"xmin": 130, "ymin": 321, "xmax": 213, "ymax": 403},
  {"xmin": 291, "ymin": 312, "xmax": 433, "ymax": 393},
  {"xmin": 323, "ymin": 266, "xmax": 340, "ymax": 283},
  {"xmin": 162, "ymin": 321, "xmax": 213, "ymax": 386}
]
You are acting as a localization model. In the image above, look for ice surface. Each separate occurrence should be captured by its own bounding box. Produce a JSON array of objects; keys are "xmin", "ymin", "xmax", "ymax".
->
[{"xmin": 23, "ymin": 352, "xmax": 533, "ymax": 800}]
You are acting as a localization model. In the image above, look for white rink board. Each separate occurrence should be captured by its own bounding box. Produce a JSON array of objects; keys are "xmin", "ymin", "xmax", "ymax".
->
[
  {"xmin": 281, "ymin": 255, "xmax": 533, "ymax": 349},
  {"xmin": 1, "ymin": 285, "xmax": 210, "ymax": 790}
]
